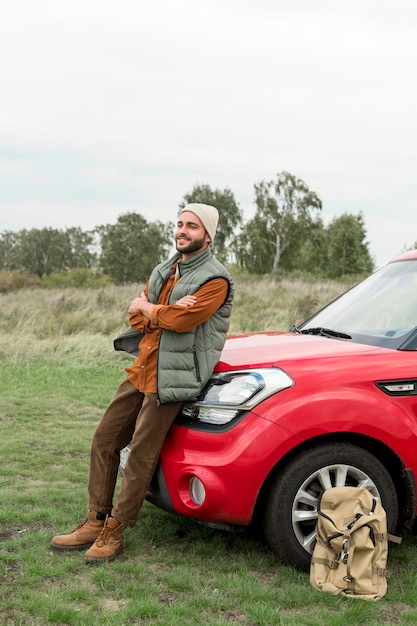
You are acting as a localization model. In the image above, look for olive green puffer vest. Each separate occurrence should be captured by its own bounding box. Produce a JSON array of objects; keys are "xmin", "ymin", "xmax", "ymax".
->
[{"xmin": 147, "ymin": 248, "xmax": 234, "ymax": 403}]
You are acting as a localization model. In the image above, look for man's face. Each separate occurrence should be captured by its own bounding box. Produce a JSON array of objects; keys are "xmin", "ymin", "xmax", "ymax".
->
[{"xmin": 175, "ymin": 211, "xmax": 211, "ymax": 257}]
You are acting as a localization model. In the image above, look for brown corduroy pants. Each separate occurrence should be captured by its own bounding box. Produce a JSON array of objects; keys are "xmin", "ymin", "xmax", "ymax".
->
[{"xmin": 88, "ymin": 378, "xmax": 182, "ymax": 527}]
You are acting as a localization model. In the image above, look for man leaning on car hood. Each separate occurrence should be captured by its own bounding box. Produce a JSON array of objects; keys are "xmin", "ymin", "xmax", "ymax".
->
[{"xmin": 50, "ymin": 203, "xmax": 234, "ymax": 563}]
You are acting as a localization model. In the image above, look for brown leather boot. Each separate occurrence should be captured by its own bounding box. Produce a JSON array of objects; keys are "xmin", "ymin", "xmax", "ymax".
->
[
  {"xmin": 50, "ymin": 510, "xmax": 106, "ymax": 551},
  {"xmin": 84, "ymin": 516, "xmax": 126, "ymax": 564}
]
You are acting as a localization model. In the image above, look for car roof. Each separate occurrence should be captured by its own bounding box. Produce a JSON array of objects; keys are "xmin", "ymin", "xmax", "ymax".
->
[{"xmin": 389, "ymin": 249, "xmax": 417, "ymax": 262}]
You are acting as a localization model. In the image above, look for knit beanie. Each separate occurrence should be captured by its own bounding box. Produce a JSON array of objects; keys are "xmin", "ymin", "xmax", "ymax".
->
[{"xmin": 179, "ymin": 203, "xmax": 219, "ymax": 243}]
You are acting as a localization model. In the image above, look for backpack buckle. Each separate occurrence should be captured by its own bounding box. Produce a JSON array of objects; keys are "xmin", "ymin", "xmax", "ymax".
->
[{"xmin": 340, "ymin": 538, "xmax": 350, "ymax": 565}]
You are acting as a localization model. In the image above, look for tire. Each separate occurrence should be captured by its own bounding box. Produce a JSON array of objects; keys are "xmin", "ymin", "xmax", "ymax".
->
[{"xmin": 262, "ymin": 442, "xmax": 399, "ymax": 571}]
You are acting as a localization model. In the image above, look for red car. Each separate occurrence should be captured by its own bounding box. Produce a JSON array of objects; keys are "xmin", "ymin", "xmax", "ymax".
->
[{"xmin": 119, "ymin": 250, "xmax": 417, "ymax": 571}]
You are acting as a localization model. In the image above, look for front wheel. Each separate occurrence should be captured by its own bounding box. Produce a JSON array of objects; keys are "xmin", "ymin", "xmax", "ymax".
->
[{"xmin": 262, "ymin": 442, "xmax": 399, "ymax": 571}]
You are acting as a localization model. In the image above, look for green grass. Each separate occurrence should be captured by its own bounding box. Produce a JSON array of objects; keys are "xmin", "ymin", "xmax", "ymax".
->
[
  {"xmin": 2, "ymin": 358, "xmax": 417, "ymax": 625},
  {"xmin": 1, "ymin": 279, "xmax": 417, "ymax": 624}
]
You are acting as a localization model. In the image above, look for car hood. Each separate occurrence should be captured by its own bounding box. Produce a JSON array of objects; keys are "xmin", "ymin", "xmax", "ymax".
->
[{"xmin": 215, "ymin": 331, "xmax": 384, "ymax": 373}]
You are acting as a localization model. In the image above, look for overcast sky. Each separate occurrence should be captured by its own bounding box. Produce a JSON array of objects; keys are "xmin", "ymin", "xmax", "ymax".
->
[{"xmin": 1, "ymin": 0, "xmax": 416, "ymax": 267}]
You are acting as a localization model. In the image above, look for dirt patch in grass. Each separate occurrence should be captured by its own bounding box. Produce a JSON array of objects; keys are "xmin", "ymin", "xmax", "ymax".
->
[{"xmin": 101, "ymin": 598, "xmax": 128, "ymax": 611}]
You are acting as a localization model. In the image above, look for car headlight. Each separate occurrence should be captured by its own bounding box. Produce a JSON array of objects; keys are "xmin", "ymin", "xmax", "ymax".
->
[{"xmin": 181, "ymin": 368, "xmax": 294, "ymax": 425}]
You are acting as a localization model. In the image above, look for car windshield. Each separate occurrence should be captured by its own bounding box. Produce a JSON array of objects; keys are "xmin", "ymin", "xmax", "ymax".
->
[{"xmin": 298, "ymin": 259, "xmax": 417, "ymax": 350}]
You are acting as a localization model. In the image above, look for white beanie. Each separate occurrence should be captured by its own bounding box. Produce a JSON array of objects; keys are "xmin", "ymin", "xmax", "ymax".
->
[{"xmin": 179, "ymin": 203, "xmax": 219, "ymax": 243}]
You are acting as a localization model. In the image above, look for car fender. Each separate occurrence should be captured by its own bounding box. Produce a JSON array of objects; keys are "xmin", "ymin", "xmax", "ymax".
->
[
  {"xmin": 158, "ymin": 413, "xmax": 305, "ymax": 525},
  {"xmin": 256, "ymin": 386, "xmax": 417, "ymax": 477}
]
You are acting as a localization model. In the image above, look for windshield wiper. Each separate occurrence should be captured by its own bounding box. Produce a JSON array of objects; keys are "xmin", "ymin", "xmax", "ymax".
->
[{"xmin": 290, "ymin": 325, "xmax": 352, "ymax": 340}]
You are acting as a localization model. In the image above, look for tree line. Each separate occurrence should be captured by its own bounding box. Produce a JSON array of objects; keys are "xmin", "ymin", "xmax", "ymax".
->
[{"xmin": 0, "ymin": 171, "xmax": 375, "ymax": 284}]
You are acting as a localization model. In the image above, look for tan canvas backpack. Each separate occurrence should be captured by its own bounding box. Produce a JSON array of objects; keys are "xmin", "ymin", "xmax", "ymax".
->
[{"xmin": 310, "ymin": 486, "xmax": 401, "ymax": 601}]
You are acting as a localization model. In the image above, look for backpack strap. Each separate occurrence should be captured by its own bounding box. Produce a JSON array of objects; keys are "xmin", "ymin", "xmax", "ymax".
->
[
  {"xmin": 373, "ymin": 531, "xmax": 402, "ymax": 544},
  {"xmin": 322, "ymin": 495, "xmax": 374, "ymax": 516},
  {"xmin": 310, "ymin": 556, "xmax": 339, "ymax": 570},
  {"xmin": 375, "ymin": 566, "xmax": 390, "ymax": 578}
]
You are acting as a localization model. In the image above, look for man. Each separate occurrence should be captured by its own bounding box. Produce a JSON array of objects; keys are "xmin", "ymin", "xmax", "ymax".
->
[{"xmin": 51, "ymin": 203, "xmax": 234, "ymax": 563}]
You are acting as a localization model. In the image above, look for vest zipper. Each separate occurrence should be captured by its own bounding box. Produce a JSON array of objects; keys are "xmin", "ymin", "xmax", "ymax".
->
[{"xmin": 193, "ymin": 346, "xmax": 201, "ymax": 382}]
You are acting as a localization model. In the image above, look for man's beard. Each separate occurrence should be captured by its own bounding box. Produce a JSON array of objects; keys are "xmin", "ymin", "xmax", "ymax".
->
[{"xmin": 175, "ymin": 235, "xmax": 207, "ymax": 255}]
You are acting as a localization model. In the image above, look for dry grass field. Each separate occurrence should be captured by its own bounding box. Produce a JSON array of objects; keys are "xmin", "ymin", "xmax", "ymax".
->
[{"xmin": 0, "ymin": 275, "xmax": 353, "ymax": 363}]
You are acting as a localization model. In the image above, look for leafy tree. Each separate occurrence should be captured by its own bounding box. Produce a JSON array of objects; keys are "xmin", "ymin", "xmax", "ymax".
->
[
  {"xmin": 97, "ymin": 213, "xmax": 173, "ymax": 284},
  {"xmin": 402, "ymin": 241, "xmax": 417, "ymax": 253},
  {"xmin": 235, "ymin": 171, "xmax": 322, "ymax": 273},
  {"xmin": 180, "ymin": 184, "xmax": 243, "ymax": 262},
  {"xmin": 324, "ymin": 212, "xmax": 374, "ymax": 277},
  {"xmin": 0, "ymin": 226, "xmax": 98, "ymax": 276},
  {"xmin": 282, "ymin": 220, "xmax": 327, "ymax": 275},
  {"xmin": 0, "ymin": 230, "xmax": 22, "ymax": 271},
  {"xmin": 233, "ymin": 216, "xmax": 275, "ymax": 274},
  {"xmin": 19, "ymin": 228, "xmax": 72, "ymax": 277},
  {"xmin": 65, "ymin": 227, "xmax": 97, "ymax": 269}
]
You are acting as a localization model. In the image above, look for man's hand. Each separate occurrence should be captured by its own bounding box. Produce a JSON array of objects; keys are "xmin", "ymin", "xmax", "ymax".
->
[
  {"xmin": 175, "ymin": 294, "xmax": 197, "ymax": 307},
  {"xmin": 128, "ymin": 291, "xmax": 197, "ymax": 325},
  {"xmin": 128, "ymin": 292, "xmax": 152, "ymax": 317}
]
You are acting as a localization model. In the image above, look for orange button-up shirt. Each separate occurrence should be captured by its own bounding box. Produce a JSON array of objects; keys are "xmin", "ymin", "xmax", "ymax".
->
[{"xmin": 126, "ymin": 261, "xmax": 229, "ymax": 393}]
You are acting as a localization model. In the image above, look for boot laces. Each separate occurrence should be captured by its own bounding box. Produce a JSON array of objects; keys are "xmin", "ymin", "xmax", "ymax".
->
[
  {"xmin": 73, "ymin": 517, "xmax": 91, "ymax": 533},
  {"xmin": 73, "ymin": 515, "xmax": 102, "ymax": 534},
  {"xmin": 96, "ymin": 521, "xmax": 118, "ymax": 546}
]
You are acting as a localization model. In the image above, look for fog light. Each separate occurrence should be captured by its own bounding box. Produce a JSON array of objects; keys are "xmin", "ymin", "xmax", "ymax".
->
[{"xmin": 189, "ymin": 477, "xmax": 206, "ymax": 506}]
